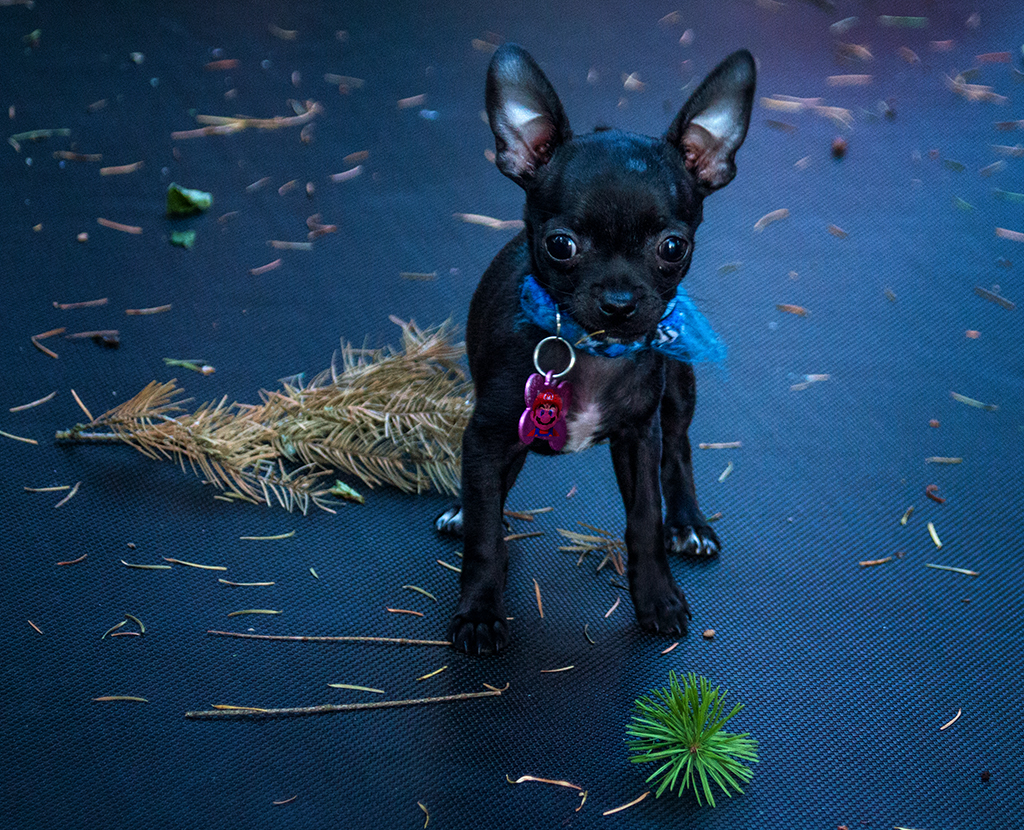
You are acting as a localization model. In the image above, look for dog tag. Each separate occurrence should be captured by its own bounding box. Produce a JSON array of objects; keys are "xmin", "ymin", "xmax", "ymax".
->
[{"xmin": 519, "ymin": 371, "xmax": 572, "ymax": 451}]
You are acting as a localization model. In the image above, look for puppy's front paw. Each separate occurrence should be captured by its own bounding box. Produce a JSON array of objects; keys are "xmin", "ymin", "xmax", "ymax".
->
[
  {"xmin": 447, "ymin": 603, "xmax": 509, "ymax": 655},
  {"xmin": 435, "ymin": 504, "xmax": 464, "ymax": 536},
  {"xmin": 666, "ymin": 523, "xmax": 720, "ymax": 557},
  {"xmin": 632, "ymin": 582, "xmax": 692, "ymax": 635}
]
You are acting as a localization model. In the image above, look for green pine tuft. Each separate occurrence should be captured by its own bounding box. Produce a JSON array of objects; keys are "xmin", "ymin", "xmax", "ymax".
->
[{"xmin": 626, "ymin": 671, "xmax": 759, "ymax": 806}]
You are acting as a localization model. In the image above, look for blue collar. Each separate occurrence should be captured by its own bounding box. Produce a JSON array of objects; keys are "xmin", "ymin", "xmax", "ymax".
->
[{"xmin": 519, "ymin": 274, "xmax": 726, "ymax": 363}]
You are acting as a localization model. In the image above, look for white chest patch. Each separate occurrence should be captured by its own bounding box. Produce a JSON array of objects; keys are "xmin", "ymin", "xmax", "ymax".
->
[{"xmin": 563, "ymin": 402, "xmax": 603, "ymax": 453}]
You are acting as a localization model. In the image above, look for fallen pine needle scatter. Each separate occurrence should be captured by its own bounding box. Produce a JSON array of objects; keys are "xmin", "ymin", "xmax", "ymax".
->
[
  {"xmin": 939, "ymin": 708, "xmax": 963, "ymax": 730},
  {"xmin": 97, "ymin": 218, "xmax": 143, "ymax": 234},
  {"xmin": 250, "ymin": 259, "xmax": 283, "ymax": 276},
  {"xmin": 31, "ymin": 326, "xmax": 65, "ymax": 359},
  {"xmin": 453, "ymin": 212, "xmax": 524, "ymax": 230},
  {"xmin": 402, "ymin": 585, "xmax": 437, "ymax": 601},
  {"xmin": 100, "ymin": 161, "xmax": 143, "ymax": 176},
  {"xmin": 540, "ymin": 665, "xmax": 575, "ymax": 674},
  {"xmin": 859, "ymin": 556, "xmax": 894, "ymax": 567},
  {"xmin": 186, "ymin": 688, "xmax": 501, "ymax": 719},
  {"xmin": 163, "ymin": 557, "xmax": 226, "ymax": 570},
  {"xmin": 504, "ymin": 531, "xmax": 544, "ymax": 541},
  {"xmin": 973, "ymin": 286, "xmax": 1015, "ymax": 310},
  {"xmin": 219, "ymin": 579, "xmax": 274, "ymax": 586},
  {"xmin": 125, "ymin": 305, "xmax": 172, "ymax": 315},
  {"xmin": 328, "ymin": 683, "xmax": 385, "ymax": 693},
  {"xmin": 9, "ymin": 391, "xmax": 56, "ymax": 412},
  {"xmin": 226, "ymin": 609, "xmax": 282, "ymax": 617},
  {"xmin": 753, "ymin": 208, "xmax": 789, "ymax": 231},
  {"xmin": 240, "ymin": 531, "xmax": 295, "ymax": 541},
  {"xmin": 925, "ymin": 564, "xmax": 979, "ymax": 577},
  {"xmin": 207, "ymin": 630, "xmax": 450, "ymax": 646},
  {"xmin": 603, "ymin": 791, "xmax": 650, "ymax": 816},
  {"xmin": 70, "ymin": 389, "xmax": 94, "ymax": 422},
  {"xmin": 0, "ymin": 429, "xmax": 38, "ymax": 445},
  {"xmin": 951, "ymin": 391, "xmax": 997, "ymax": 411},
  {"xmin": 53, "ymin": 481, "xmax": 81, "ymax": 508}
]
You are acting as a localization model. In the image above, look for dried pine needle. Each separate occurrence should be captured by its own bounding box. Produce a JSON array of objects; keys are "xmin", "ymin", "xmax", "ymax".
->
[
  {"xmin": 219, "ymin": 579, "xmax": 275, "ymax": 586},
  {"xmin": 950, "ymin": 391, "xmax": 997, "ymax": 411},
  {"xmin": 416, "ymin": 665, "xmax": 448, "ymax": 681},
  {"xmin": 584, "ymin": 624, "xmax": 596, "ymax": 645},
  {"xmin": 27, "ymin": 620, "xmax": 43, "ymax": 634},
  {"xmin": 163, "ymin": 557, "xmax": 227, "ymax": 570},
  {"xmin": 900, "ymin": 505, "xmax": 914, "ymax": 525},
  {"xmin": 602, "ymin": 791, "xmax": 650, "ymax": 815},
  {"xmin": 56, "ymin": 553, "xmax": 87, "ymax": 565},
  {"xmin": 9, "ymin": 391, "xmax": 57, "ymax": 412},
  {"xmin": 661, "ymin": 642, "xmax": 679, "ymax": 654},
  {"xmin": 718, "ymin": 461, "xmax": 734, "ymax": 482},
  {"xmin": 753, "ymin": 208, "xmax": 789, "ymax": 232},
  {"xmin": 699, "ymin": 441, "xmax": 741, "ymax": 449},
  {"xmin": 227, "ymin": 609, "xmax": 282, "ymax": 617},
  {"xmin": 604, "ymin": 597, "xmax": 621, "ymax": 618},
  {"xmin": 101, "ymin": 620, "xmax": 127, "ymax": 639},
  {"xmin": 93, "ymin": 696, "xmax": 149, "ymax": 702},
  {"xmin": 859, "ymin": 556, "xmax": 895, "ymax": 567},
  {"xmin": 540, "ymin": 665, "xmax": 575, "ymax": 674},
  {"xmin": 925, "ymin": 564, "xmax": 979, "ymax": 577},
  {"xmin": 121, "ymin": 560, "xmax": 172, "ymax": 569},
  {"xmin": 926, "ymin": 457, "xmax": 963, "ymax": 465},
  {"xmin": 437, "ymin": 559, "xmax": 461, "ymax": 573},
  {"xmin": 272, "ymin": 796, "xmax": 298, "ymax": 806},
  {"xmin": 386, "ymin": 607, "xmax": 424, "ymax": 617},
  {"xmin": 939, "ymin": 708, "xmax": 963, "ymax": 730},
  {"xmin": 506, "ymin": 774, "xmax": 584, "ymax": 791},
  {"xmin": 25, "ymin": 485, "xmax": 70, "ymax": 492},
  {"xmin": 207, "ymin": 630, "xmax": 450, "ymax": 646},
  {"xmin": 402, "ymin": 585, "xmax": 437, "ymax": 602},
  {"xmin": 189, "ymin": 689, "xmax": 501, "ymax": 719},
  {"xmin": 125, "ymin": 613, "xmax": 145, "ymax": 633},
  {"xmin": 504, "ymin": 531, "xmax": 545, "ymax": 541},
  {"xmin": 927, "ymin": 522, "xmax": 942, "ymax": 548},
  {"xmin": 0, "ymin": 429, "xmax": 39, "ymax": 445},
  {"xmin": 534, "ymin": 579, "xmax": 544, "ymax": 618},
  {"xmin": 418, "ymin": 801, "xmax": 430, "ymax": 827},
  {"xmin": 328, "ymin": 683, "xmax": 385, "ymax": 693},
  {"xmin": 240, "ymin": 531, "xmax": 295, "ymax": 540},
  {"xmin": 53, "ymin": 481, "xmax": 81, "ymax": 508}
]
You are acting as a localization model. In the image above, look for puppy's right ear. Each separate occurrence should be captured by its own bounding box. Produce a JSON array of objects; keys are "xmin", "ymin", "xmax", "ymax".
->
[{"xmin": 486, "ymin": 44, "xmax": 572, "ymax": 187}]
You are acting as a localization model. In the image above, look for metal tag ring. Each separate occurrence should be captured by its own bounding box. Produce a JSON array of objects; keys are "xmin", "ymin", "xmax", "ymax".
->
[{"xmin": 533, "ymin": 335, "xmax": 576, "ymax": 379}]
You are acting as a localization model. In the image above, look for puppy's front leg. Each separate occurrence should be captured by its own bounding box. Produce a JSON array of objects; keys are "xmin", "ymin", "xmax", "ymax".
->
[
  {"xmin": 447, "ymin": 414, "xmax": 527, "ymax": 655},
  {"xmin": 610, "ymin": 421, "xmax": 692, "ymax": 635}
]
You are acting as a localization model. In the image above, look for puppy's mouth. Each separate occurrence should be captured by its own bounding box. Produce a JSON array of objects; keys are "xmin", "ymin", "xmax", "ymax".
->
[{"xmin": 571, "ymin": 296, "xmax": 667, "ymax": 343}]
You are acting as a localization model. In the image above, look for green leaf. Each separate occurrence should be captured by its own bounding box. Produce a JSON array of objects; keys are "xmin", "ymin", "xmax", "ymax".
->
[
  {"xmin": 169, "ymin": 229, "xmax": 196, "ymax": 249},
  {"xmin": 167, "ymin": 183, "xmax": 213, "ymax": 216}
]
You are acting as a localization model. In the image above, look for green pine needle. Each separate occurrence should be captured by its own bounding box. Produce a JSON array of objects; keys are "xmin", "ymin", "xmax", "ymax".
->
[{"xmin": 626, "ymin": 671, "xmax": 759, "ymax": 806}]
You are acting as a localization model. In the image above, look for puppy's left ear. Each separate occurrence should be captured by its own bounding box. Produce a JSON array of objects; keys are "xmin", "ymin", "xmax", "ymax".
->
[
  {"xmin": 487, "ymin": 44, "xmax": 572, "ymax": 187},
  {"xmin": 666, "ymin": 49, "xmax": 756, "ymax": 193}
]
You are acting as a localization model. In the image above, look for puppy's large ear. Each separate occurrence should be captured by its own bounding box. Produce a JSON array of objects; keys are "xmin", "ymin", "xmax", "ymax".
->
[
  {"xmin": 666, "ymin": 50, "xmax": 756, "ymax": 194},
  {"xmin": 486, "ymin": 44, "xmax": 572, "ymax": 187}
]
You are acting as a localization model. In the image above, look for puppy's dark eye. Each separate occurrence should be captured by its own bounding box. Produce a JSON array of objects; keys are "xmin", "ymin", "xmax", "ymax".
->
[
  {"xmin": 658, "ymin": 236, "xmax": 689, "ymax": 264},
  {"xmin": 545, "ymin": 234, "xmax": 577, "ymax": 261}
]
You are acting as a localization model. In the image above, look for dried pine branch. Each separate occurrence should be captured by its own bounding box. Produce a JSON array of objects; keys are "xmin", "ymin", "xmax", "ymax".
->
[{"xmin": 55, "ymin": 319, "xmax": 473, "ymax": 511}]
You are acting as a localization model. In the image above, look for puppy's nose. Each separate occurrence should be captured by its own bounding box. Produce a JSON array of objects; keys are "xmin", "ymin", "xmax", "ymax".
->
[{"xmin": 599, "ymin": 289, "xmax": 638, "ymax": 319}]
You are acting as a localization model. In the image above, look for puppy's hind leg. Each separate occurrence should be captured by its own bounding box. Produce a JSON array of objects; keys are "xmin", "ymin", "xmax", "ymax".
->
[{"xmin": 660, "ymin": 361, "xmax": 720, "ymax": 557}]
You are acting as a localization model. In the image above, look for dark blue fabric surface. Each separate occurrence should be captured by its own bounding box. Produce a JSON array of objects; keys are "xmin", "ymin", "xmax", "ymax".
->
[{"xmin": 1, "ymin": 1, "xmax": 1022, "ymax": 828}]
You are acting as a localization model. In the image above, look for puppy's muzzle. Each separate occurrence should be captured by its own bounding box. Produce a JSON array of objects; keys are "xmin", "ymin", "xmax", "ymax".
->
[{"xmin": 599, "ymin": 289, "xmax": 639, "ymax": 322}]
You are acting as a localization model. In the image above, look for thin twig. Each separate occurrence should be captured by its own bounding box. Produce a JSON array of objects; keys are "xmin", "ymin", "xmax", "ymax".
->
[
  {"xmin": 185, "ymin": 688, "xmax": 501, "ymax": 719},
  {"xmin": 206, "ymin": 630, "xmax": 450, "ymax": 646}
]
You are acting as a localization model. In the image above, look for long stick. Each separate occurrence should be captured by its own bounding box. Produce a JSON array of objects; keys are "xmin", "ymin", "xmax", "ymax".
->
[
  {"xmin": 185, "ymin": 689, "xmax": 501, "ymax": 719},
  {"xmin": 206, "ymin": 630, "xmax": 450, "ymax": 646}
]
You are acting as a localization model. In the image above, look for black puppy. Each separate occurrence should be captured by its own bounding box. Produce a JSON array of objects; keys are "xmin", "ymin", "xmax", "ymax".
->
[{"xmin": 437, "ymin": 45, "xmax": 755, "ymax": 654}]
